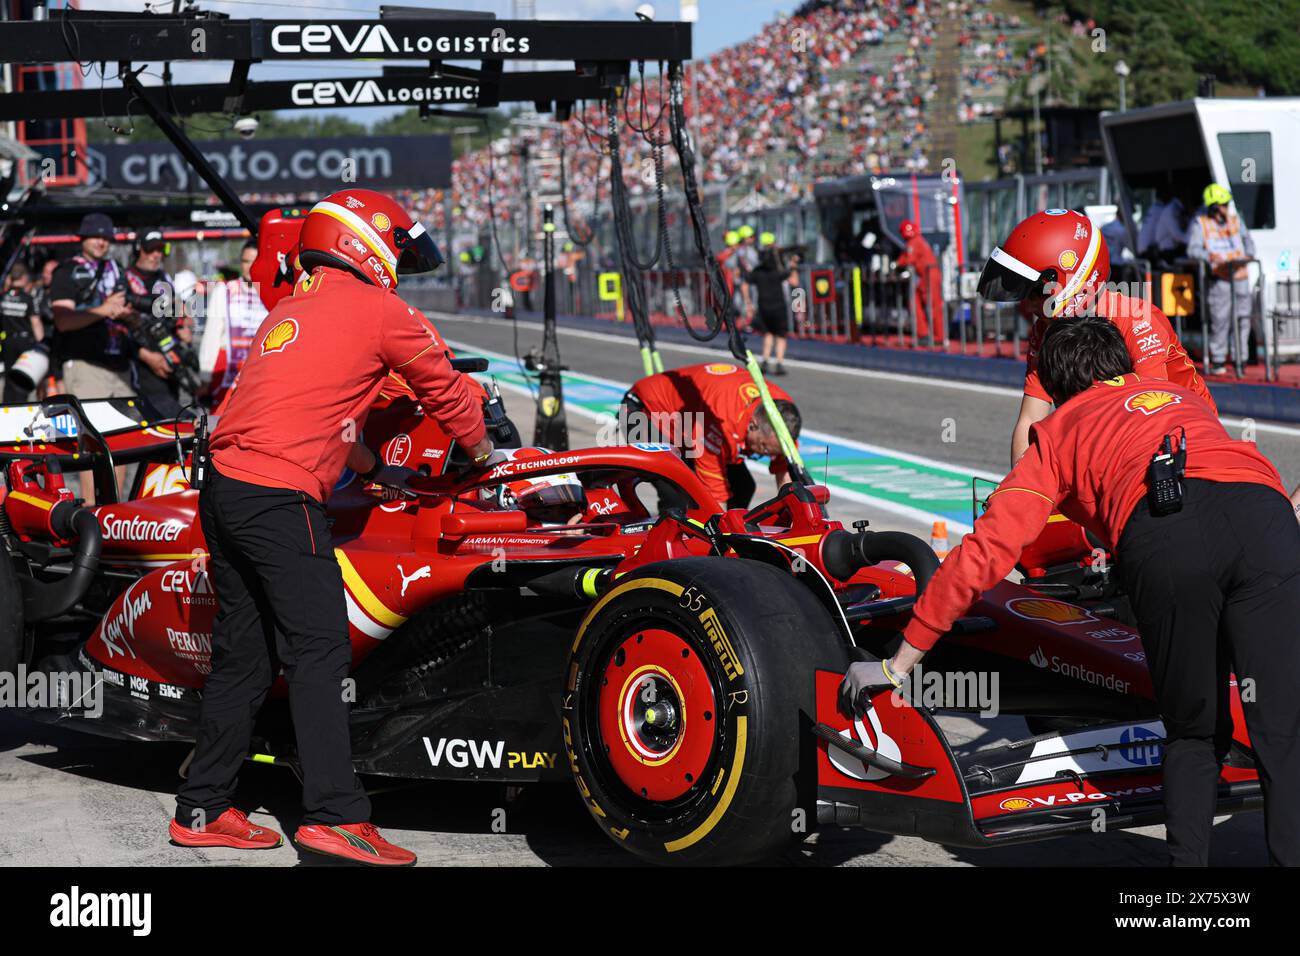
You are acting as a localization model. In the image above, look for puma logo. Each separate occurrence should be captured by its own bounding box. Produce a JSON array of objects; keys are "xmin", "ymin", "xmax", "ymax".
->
[{"xmin": 398, "ymin": 564, "xmax": 431, "ymax": 597}]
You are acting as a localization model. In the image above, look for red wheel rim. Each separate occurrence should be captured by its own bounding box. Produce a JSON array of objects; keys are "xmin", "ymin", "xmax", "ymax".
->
[{"xmin": 597, "ymin": 627, "xmax": 718, "ymax": 802}]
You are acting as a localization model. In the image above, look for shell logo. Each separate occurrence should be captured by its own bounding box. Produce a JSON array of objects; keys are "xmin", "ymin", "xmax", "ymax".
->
[
  {"xmin": 1125, "ymin": 390, "xmax": 1182, "ymax": 416},
  {"xmin": 704, "ymin": 363, "xmax": 736, "ymax": 375},
  {"xmin": 1058, "ymin": 249, "xmax": 1078, "ymax": 271},
  {"xmin": 1000, "ymin": 797, "xmax": 1035, "ymax": 812},
  {"xmin": 1005, "ymin": 597, "xmax": 1097, "ymax": 626},
  {"xmin": 371, "ymin": 212, "xmax": 391, "ymax": 232},
  {"xmin": 261, "ymin": 319, "xmax": 299, "ymax": 355}
]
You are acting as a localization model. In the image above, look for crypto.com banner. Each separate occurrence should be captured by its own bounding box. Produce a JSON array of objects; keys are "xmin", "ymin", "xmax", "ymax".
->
[{"xmin": 86, "ymin": 134, "xmax": 451, "ymax": 194}]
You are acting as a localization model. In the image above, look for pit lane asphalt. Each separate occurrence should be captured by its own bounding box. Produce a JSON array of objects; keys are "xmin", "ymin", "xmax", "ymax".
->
[{"xmin": 0, "ymin": 312, "xmax": 1277, "ymax": 865}]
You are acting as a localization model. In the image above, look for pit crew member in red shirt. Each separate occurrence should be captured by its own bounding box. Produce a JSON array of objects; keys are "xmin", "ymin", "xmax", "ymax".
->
[
  {"xmin": 841, "ymin": 317, "xmax": 1300, "ymax": 867},
  {"xmin": 171, "ymin": 188, "xmax": 493, "ymax": 866},
  {"xmin": 894, "ymin": 220, "xmax": 940, "ymax": 342},
  {"xmin": 979, "ymin": 209, "xmax": 1215, "ymax": 466},
  {"xmin": 622, "ymin": 362, "xmax": 801, "ymax": 510}
]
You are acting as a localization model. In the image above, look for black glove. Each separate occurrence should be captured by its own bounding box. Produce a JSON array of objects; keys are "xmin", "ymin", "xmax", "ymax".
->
[
  {"xmin": 838, "ymin": 653, "xmax": 903, "ymax": 718},
  {"xmin": 367, "ymin": 464, "xmax": 420, "ymax": 495}
]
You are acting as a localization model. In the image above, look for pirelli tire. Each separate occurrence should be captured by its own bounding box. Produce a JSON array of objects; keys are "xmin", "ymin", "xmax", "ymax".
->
[{"xmin": 564, "ymin": 557, "xmax": 849, "ymax": 866}]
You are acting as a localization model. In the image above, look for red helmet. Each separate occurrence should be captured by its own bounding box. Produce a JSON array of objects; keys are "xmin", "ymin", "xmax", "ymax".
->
[
  {"xmin": 297, "ymin": 188, "xmax": 443, "ymax": 291},
  {"xmin": 479, "ymin": 447, "xmax": 587, "ymax": 525},
  {"xmin": 899, "ymin": 219, "xmax": 918, "ymax": 240},
  {"xmin": 978, "ymin": 209, "xmax": 1108, "ymax": 318}
]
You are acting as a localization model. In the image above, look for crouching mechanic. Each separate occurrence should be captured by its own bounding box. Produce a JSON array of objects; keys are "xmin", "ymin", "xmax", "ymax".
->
[
  {"xmin": 621, "ymin": 362, "xmax": 800, "ymax": 510},
  {"xmin": 841, "ymin": 317, "xmax": 1300, "ymax": 866},
  {"xmin": 171, "ymin": 188, "xmax": 493, "ymax": 866},
  {"xmin": 979, "ymin": 209, "xmax": 1215, "ymax": 466}
]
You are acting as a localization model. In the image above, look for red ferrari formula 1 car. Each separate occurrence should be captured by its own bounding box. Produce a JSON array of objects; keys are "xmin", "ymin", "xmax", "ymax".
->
[{"xmin": 0, "ymin": 376, "xmax": 1264, "ymax": 866}]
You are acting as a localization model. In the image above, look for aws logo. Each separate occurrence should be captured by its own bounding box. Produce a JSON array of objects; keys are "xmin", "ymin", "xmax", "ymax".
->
[
  {"xmin": 1125, "ymin": 390, "xmax": 1182, "ymax": 416},
  {"xmin": 1005, "ymin": 597, "xmax": 1097, "ymax": 626},
  {"xmin": 261, "ymin": 319, "xmax": 299, "ymax": 355}
]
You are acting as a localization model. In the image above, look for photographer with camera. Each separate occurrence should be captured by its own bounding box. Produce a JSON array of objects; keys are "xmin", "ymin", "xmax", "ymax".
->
[
  {"xmin": 1, "ymin": 262, "xmax": 45, "ymax": 403},
  {"xmin": 123, "ymin": 229, "xmax": 192, "ymax": 419}
]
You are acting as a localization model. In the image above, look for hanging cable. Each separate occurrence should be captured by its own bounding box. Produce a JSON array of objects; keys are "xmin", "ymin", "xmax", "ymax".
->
[
  {"xmin": 664, "ymin": 63, "xmax": 809, "ymax": 481},
  {"xmin": 606, "ymin": 95, "xmax": 661, "ymax": 375}
]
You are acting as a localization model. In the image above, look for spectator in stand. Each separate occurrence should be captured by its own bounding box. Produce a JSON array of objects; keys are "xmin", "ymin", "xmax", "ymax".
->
[{"xmin": 1187, "ymin": 184, "xmax": 1257, "ymax": 374}]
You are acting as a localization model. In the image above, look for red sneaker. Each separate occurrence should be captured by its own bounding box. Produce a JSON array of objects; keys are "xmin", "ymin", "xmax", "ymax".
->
[
  {"xmin": 169, "ymin": 808, "xmax": 283, "ymax": 850},
  {"xmin": 294, "ymin": 823, "xmax": 417, "ymax": 866}
]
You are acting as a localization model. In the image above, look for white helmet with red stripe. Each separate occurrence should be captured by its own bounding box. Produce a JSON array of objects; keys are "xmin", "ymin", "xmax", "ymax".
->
[
  {"xmin": 479, "ymin": 447, "xmax": 588, "ymax": 525},
  {"xmin": 297, "ymin": 188, "xmax": 443, "ymax": 291},
  {"xmin": 978, "ymin": 209, "xmax": 1109, "ymax": 318}
]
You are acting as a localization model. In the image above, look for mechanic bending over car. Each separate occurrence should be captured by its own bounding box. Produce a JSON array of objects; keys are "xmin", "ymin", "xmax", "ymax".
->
[
  {"xmin": 170, "ymin": 188, "xmax": 494, "ymax": 867},
  {"xmin": 841, "ymin": 317, "xmax": 1300, "ymax": 867},
  {"xmin": 620, "ymin": 362, "xmax": 801, "ymax": 510},
  {"xmin": 979, "ymin": 209, "xmax": 1215, "ymax": 467}
]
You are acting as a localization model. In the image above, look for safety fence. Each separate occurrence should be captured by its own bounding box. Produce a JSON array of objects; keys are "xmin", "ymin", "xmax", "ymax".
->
[{"xmin": 451, "ymin": 256, "xmax": 1300, "ymax": 385}]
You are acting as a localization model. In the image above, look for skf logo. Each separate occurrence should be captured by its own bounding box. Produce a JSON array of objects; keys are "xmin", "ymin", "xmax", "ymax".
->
[
  {"xmin": 371, "ymin": 213, "xmax": 392, "ymax": 232},
  {"xmin": 1058, "ymin": 249, "xmax": 1078, "ymax": 271},
  {"xmin": 261, "ymin": 319, "xmax": 299, "ymax": 355},
  {"xmin": 704, "ymin": 363, "xmax": 735, "ymax": 375},
  {"xmin": 1000, "ymin": 797, "xmax": 1034, "ymax": 812},
  {"xmin": 1005, "ymin": 597, "xmax": 1098, "ymax": 626},
  {"xmin": 1125, "ymin": 390, "xmax": 1182, "ymax": 416}
]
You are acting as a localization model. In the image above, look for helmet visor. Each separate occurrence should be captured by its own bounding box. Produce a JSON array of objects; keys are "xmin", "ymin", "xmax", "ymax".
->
[
  {"xmin": 978, "ymin": 246, "xmax": 1051, "ymax": 302},
  {"xmin": 394, "ymin": 221, "xmax": 444, "ymax": 274}
]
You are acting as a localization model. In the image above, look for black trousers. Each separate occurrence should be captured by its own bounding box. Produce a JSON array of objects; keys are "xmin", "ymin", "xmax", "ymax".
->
[
  {"xmin": 175, "ymin": 466, "xmax": 370, "ymax": 827},
  {"xmin": 1118, "ymin": 479, "xmax": 1300, "ymax": 866}
]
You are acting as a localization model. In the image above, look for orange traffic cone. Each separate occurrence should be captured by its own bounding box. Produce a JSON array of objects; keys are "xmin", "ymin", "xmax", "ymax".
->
[{"xmin": 930, "ymin": 520, "xmax": 950, "ymax": 559}]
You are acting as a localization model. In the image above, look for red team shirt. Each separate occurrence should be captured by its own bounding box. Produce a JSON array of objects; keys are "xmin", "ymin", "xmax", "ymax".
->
[
  {"xmin": 630, "ymin": 363, "xmax": 793, "ymax": 505},
  {"xmin": 1024, "ymin": 292, "xmax": 1217, "ymax": 414},
  {"xmin": 902, "ymin": 373, "xmax": 1284, "ymax": 652},
  {"xmin": 211, "ymin": 268, "xmax": 487, "ymax": 501}
]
